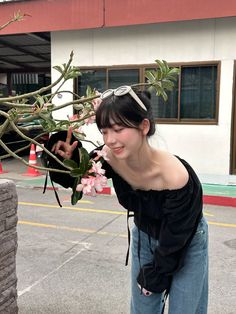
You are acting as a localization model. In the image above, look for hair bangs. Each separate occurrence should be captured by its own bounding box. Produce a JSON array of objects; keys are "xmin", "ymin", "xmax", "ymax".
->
[{"xmin": 96, "ymin": 99, "xmax": 137, "ymax": 130}]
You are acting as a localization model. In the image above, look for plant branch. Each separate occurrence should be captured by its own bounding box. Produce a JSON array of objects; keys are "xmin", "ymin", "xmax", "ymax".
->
[
  {"xmin": 0, "ymin": 139, "xmax": 70, "ymax": 174},
  {"xmin": 79, "ymin": 138, "xmax": 99, "ymax": 148},
  {"xmin": 0, "ymin": 11, "xmax": 29, "ymax": 31},
  {"xmin": 1, "ymin": 101, "xmax": 33, "ymax": 109},
  {"xmin": 0, "ymin": 118, "xmax": 11, "ymax": 140},
  {"xmin": 0, "ymin": 132, "xmax": 47, "ymax": 159},
  {"xmin": 8, "ymin": 120, "xmax": 72, "ymax": 170},
  {"xmin": 52, "ymin": 94, "xmax": 98, "ymax": 112}
]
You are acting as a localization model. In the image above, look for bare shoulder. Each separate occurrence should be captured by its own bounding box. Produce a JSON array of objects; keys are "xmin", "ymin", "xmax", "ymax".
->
[{"xmin": 159, "ymin": 151, "xmax": 189, "ymax": 190}]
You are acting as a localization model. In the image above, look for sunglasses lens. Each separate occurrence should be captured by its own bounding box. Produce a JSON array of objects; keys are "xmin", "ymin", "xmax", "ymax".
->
[
  {"xmin": 114, "ymin": 85, "xmax": 130, "ymax": 96},
  {"xmin": 101, "ymin": 89, "xmax": 113, "ymax": 99}
]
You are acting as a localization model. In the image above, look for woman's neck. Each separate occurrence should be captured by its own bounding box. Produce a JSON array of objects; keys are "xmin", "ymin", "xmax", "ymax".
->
[{"xmin": 125, "ymin": 141, "xmax": 158, "ymax": 172}]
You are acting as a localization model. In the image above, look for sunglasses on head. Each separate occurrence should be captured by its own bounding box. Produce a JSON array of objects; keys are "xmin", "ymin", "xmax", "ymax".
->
[{"xmin": 100, "ymin": 85, "xmax": 147, "ymax": 111}]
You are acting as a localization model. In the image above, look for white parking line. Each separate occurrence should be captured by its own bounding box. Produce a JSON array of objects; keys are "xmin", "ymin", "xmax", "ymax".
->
[{"xmin": 18, "ymin": 242, "xmax": 91, "ymax": 297}]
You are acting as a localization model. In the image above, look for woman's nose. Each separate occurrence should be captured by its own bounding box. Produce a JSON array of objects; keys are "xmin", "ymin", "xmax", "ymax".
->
[{"xmin": 104, "ymin": 131, "xmax": 116, "ymax": 145}]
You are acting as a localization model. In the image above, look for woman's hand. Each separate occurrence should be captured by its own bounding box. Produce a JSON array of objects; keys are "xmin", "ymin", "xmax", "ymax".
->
[
  {"xmin": 52, "ymin": 127, "xmax": 78, "ymax": 159},
  {"xmin": 137, "ymin": 284, "xmax": 152, "ymax": 296}
]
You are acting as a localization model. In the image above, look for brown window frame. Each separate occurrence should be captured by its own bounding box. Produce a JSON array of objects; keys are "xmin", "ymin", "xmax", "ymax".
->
[
  {"xmin": 230, "ymin": 61, "xmax": 236, "ymax": 175},
  {"xmin": 75, "ymin": 61, "xmax": 220, "ymax": 125}
]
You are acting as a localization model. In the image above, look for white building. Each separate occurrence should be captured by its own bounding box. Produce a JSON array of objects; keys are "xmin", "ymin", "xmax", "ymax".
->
[{"xmin": 1, "ymin": 0, "xmax": 236, "ymax": 185}]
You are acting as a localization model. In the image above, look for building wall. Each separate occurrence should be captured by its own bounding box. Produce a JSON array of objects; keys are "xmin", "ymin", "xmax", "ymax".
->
[{"xmin": 51, "ymin": 17, "xmax": 236, "ymax": 184}]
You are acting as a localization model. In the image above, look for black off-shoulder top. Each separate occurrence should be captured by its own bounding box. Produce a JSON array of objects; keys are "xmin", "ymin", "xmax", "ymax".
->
[{"xmin": 102, "ymin": 156, "xmax": 203, "ymax": 293}]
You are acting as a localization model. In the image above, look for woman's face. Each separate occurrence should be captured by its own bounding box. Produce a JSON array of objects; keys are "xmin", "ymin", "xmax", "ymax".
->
[{"xmin": 101, "ymin": 123, "xmax": 144, "ymax": 160}]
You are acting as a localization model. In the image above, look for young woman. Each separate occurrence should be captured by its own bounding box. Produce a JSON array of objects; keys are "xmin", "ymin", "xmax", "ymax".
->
[{"xmin": 51, "ymin": 86, "xmax": 208, "ymax": 314}]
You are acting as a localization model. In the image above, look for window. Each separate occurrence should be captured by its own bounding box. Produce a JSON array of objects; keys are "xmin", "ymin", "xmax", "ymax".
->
[
  {"xmin": 75, "ymin": 62, "xmax": 219, "ymax": 124},
  {"xmin": 77, "ymin": 69, "xmax": 106, "ymax": 96},
  {"xmin": 180, "ymin": 66, "xmax": 217, "ymax": 120},
  {"xmin": 12, "ymin": 73, "xmax": 50, "ymax": 96},
  {"xmin": 77, "ymin": 68, "xmax": 140, "ymax": 96},
  {"xmin": 108, "ymin": 69, "xmax": 139, "ymax": 89}
]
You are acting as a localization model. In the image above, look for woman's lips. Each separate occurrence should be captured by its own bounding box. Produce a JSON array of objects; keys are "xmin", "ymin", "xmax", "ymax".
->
[{"xmin": 112, "ymin": 147, "xmax": 123, "ymax": 155}]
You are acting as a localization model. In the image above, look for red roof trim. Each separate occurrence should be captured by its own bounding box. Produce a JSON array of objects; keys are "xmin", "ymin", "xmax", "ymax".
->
[
  {"xmin": 0, "ymin": 0, "xmax": 104, "ymax": 34},
  {"xmin": 1, "ymin": 0, "xmax": 236, "ymax": 34},
  {"xmin": 105, "ymin": 0, "xmax": 236, "ymax": 27}
]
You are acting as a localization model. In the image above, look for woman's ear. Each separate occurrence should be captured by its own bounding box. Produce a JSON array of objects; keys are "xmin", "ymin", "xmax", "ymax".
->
[{"xmin": 140, "ymin": 119, "xmax": 150, "ymax": 135}]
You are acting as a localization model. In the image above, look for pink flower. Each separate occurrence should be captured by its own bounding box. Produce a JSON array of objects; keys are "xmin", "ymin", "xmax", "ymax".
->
[
  {"xmin": 74, "ymin": 126, "xmax": 84, "ymax": 134},
  {"xmin": 94, "ymin": 175, "xmax": 107, "ymax": 192},
  {"xmin": 93, "ymin": 148, "xmax": 109, "ymax": 161},
  {"xmin": 76, "ymin": 171, "xmax": 107, "ymax": 197},
  {"xmin": 90, "ymin": 161, "xmax": 105, "ymax": 175},
  {"xmin": 85, "ymin": 115, "xmax": 95, "ymax": 125},
  {"xmin": 69, "ymin": 114, "xmax": 78, "ymax": 121},
  {"xmin": 76, "ymin": 177, "xmax": 96, "ymax": 196}
]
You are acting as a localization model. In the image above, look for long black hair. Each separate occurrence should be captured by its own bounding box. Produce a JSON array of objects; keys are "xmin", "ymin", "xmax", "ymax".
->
[{"xmin": 96, "ymin": 90, "xmax": 155, "ymax": 136}]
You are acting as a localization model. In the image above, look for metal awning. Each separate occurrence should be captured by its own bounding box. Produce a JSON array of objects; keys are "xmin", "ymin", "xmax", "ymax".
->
[{"xmin": 0, "ymin": 32, "xmax": 50, "ymax": 73}]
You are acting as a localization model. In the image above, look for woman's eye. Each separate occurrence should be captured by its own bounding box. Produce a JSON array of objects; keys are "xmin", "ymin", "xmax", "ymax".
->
[{"xmin": 114, "ymin": 128, "xmax": 124, "ymax": 133}]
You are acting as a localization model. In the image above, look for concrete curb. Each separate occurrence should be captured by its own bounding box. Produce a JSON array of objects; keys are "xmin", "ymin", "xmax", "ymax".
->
[{"xmin": 19, "ymin": 182, "xmax": 236, "ymax": 207}]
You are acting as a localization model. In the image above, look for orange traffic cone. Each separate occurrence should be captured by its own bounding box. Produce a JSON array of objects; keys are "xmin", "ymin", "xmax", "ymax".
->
[
  {"xmin": 23, "ymin": 144, "xmax": 42, "ymax": 177},
  {"xmin": 0, "ymin": 161, "xmax": 8, "ymax": 174}
]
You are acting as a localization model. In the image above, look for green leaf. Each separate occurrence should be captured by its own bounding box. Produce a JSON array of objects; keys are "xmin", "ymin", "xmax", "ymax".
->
[
  {"xmin": 145, "ymin": 60, "xmax": 180, "ymax": 102},
  {"xmin": 71, "ymin": 190, "xmax": 82, "ymax": 205},
  {"xmin": 159, "ymin": 90, "xmax": 168, "ymax": 101},
  {"xmin": 86, "ymin": 85, "xmax": 93, "ymax": 97},
  {"xmin": 169, "ymin": 67, "xmax": 180, "ymax": 75},
  {"xmin": 162, "ymin": 80, "xmax": 175, "ymax": 91},
  {"xmin": 63, "ymin": 159, "xmax": 78, "ymax": 169},
  {"xmin": 35, "ymin": 95, "xmax": 45, "ymax": 107},
  {"xmin": 53, "ymin": 65, "xmax": 63, "ymax": 74},
  {"xmin": 57, "ymin": 120, "xmax": 70, "ymax": 127},
  {"xmin": 71, "ymin": 177, "xmax": 82, "ymax": 205},
  {"xmin": 64, "ymin": 66, "xmax": 81, "ymax": 80},
  {"xmin": 145, "ymin": 70, "xmax": 156, "ymax": 83},
  {"xmin": 79, "ymin": 147, "xmax": 91, "ymax": 173},
  {"xmin": 70, "ymin": 168, "xmax": 85, "ymax": 177}
]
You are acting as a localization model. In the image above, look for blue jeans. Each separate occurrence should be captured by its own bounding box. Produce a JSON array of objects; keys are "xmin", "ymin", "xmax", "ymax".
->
[{"xmin": 130, "ymin": 216, "xmax": 208, "ymax": 314}]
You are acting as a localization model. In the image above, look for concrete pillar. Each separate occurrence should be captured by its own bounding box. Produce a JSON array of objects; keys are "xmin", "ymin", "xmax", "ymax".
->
[{"xmin": 0, "ymin": 180, "xmax": 18, "ymax": 313}]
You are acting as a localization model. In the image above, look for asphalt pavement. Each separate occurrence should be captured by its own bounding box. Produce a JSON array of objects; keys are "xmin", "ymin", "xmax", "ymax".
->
[
  {"xmin": 0, "ymin": 155, "xmax": 236, "ymax": 313},
  {"xmin": 15, "ymin": 188, "xmax": 236, "ymax": 314}
]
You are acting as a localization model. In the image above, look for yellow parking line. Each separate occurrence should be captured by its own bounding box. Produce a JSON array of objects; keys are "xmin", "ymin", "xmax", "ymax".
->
[
  {"xmin": 63, "ymin": 198, "xmax": 94, "ymax": 204},
  {"xmin": 18, "ymin": 201, "xmax": 126, "ymax": 215},
  {"xmin": 208, "ymin": 221, "xmax": 236, "ymax": 228},
  {"xmin": 19, "ymin": 202, "xmax": 215, "ymax": 217},
  {"xmin": 77, "ymin": 200, "xmax": 94, "ymax": 204},
  {"xmin": 18, "ymin": 218, "xmax": 236, "ymax": 241},
  {"xmin": 19, "ymin": 202, "xmax": 236, "ymax": 228},
  {"xmin": 18, "ymin": 220, "xmax": 127, "ymax": 238},
  {"xmin": 203, "ymin": 211, "xmax": 214, "ymax": 217}
]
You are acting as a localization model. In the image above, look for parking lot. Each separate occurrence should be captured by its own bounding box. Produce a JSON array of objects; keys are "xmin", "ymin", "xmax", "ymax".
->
[{"xmin": 15, "ymin": 186, "xmax": 236, "ymax": 314}]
